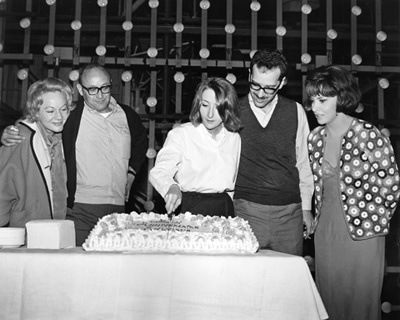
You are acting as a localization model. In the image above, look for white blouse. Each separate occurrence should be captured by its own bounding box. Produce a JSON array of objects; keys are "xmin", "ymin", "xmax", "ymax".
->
[{"xmin": 149, "ymin": 122, "xmax": 241, "ymax": 198}]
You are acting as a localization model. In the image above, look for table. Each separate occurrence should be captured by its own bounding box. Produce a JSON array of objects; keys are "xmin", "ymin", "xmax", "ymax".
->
[{"xmin": 0, "ymin": 248, "xmax": 328, "ymax": 320}]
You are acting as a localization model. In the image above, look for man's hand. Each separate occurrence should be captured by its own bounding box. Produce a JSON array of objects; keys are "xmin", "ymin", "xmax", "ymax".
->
[
  {"xmin": 1, "ymin": 125, "xmax": 24, "ymax": 146},
  {"xmin": 302, "ymin": 209, "xmax": 315, "ymax": 239},
  {"xmin": 164, "ymin": 184, "xmax": 182, "ymax": 214}
]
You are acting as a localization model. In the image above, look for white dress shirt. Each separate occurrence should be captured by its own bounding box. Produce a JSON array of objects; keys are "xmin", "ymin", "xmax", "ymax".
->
[
  {"xmin": 149, "ymin": 122, "xmax": 241, "ymax": 198},
  {"xmin": 248, "ymin": 94, "xmax": 313, "ymax": 210}
]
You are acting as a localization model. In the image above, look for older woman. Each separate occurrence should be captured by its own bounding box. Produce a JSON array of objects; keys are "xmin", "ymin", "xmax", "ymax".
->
[
  {"xmin": 0, "ymin": 77, "xmax": 74, "ymax": 227},
  {"xmin": 149, "ymin": 77, "xmax": 241, "ymax": 217},
  {"xmin": 305, "ymin": 65, "xmax": 400, "ymax": 320}
]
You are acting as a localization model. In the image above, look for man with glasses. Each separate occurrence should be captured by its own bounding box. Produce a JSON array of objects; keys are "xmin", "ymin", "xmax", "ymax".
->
[
  {"xmin": 1, "ymin": 63, "xmax": 148, "ymax": 245},
  {"xmin": 233, "ymin": 49, "xmax": 314, "ymax": 256}
]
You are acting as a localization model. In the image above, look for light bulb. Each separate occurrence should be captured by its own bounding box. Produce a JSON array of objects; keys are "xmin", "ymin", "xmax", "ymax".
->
[
  {"xmin": 327, "ymin": 29, "xmax": 337, "ymax": 40},
  {"xmin": 97, "ymin": 0, "xmax": 108, "ymax": 7},
  {"xmin": 199, "ymin": 48, "xmax": 210, "ymax": 59},
  {"xmin": 46, "ymin": 0, "xmax": 56, "ymax": 5},
  {"xmin": 381, "ymin": 128, "xmax": 391, "ymax": 138},
  {"xmin": 122, "ymin": 21, "xmax": 133, "ymax": 31},
  {"xmin": 95, "ymin": 45, "xmax": 106, "ymax": 56},
  {"xmin": 351, "ymin": 6, "xmax": 362, "ymax": 16},
  {"xmin": 199, "ymin": 0, "xmax": 210, "ymax": 10},
  {"xmin": 146, "ymin": 148, "xmax": 157, "ymax": 159},
  {"xmin": 301, "ymin": 4, "xmax": 312, "ymax": 14},
  {"xmin": 44, "ymin": 44, "xmax": 55, "ymax": 55},
  {"xmin": 148, "ymin": 0, "xmax": 159, "ymax": 9},
  {"xmin": 0, "ymin": 43, "xmax": 3, "ymax": 52},
  {"xmin": 376, "ymin": 31, "xmax": 387, "ymax": 42},
  {"xmin": 226, "ymin": 73, "xmax": 236, "ymax": 84},
  {"xmin": 69, "ymin": 70, "xmax": 79, "ymax": 82},
  {"xmin": 225, "ymin": 24, "xmax": 235, "ymax": 34},
  {"xmin": 71, "ymin": 20, "xmax": 82, "ymax": 31},
  {"xmin": 301, "ymin": 53, "xmax": 311, "ymax": 64},
  {"xmin": 378, "ymin": 78, "xmax": 389, "ymax": 89},
  {"xmin": 146, "ymin": 97, "xmax": 157, "ymax": 107},
  {"xmin": 276, "ymin": 26, "xmax": 287, "ymax": 36},
  {"xmin": 19, "ymin": 18, "xmax": 31, "ymax": 29},
  {"xmin": 144, "ymin": 200, "xmax": 155, "ymax": 211},
  {"xmin": 381, "ymin": 302, "xmax": 392, "ymax": 313},
  {"xmin": 352, "ymin": 54, "xmax": 362, "ymax": 65},
  {"xmin": 147, "ymin": 47, "xmax": 158, "ymax": 58},
  {"xmin": 250, "ymin": 1, "xmax": 261, "ymax": 12},
  {"xmin": 173, "ymin": 23, "xmax": 184, "ymax": 33},
  {"xmin": 121, "ymin": 71, "xmax": 132, "ymax": 82},
  {"xmin": 17, "ymin": 69, "xmax": 28, "ymax": 80},
  {"xmin": 174, "ymin": 72, "xmax": 185, "ymax": 83}
]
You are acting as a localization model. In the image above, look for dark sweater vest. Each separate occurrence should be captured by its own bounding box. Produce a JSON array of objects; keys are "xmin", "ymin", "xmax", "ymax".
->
[{"xmin": 234, "ymin": 95, "xmax": 301, "ymax": 205}]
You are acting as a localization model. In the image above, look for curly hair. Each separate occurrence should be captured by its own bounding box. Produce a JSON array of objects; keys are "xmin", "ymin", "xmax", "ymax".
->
[
  {"xmin": 304, "ymin": 65, "xmax": 361, "ymax": 114},
  {"xmin": 24, "ymin": 77, "xmax": 74, "ymax": 122},
  {"xmin": 189, "ymin": 77, "xmax": 241, "ymax": 132},
  {"xmin": 250, "ymin": 49, "xmax": 288, "ymax": 80}
]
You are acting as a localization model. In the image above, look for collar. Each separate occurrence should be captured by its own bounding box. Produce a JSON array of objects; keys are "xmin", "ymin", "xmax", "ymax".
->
[
  {"xmin": 83, "ymin": 96, "xmax": 118, "ymax": 116},
  {"xmin": 248, "ymin": 93, "xmax": 279, "ymax": 115}
]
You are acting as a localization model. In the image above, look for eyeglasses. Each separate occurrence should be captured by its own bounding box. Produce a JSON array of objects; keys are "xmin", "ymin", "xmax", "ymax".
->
[
  {"xmin": 249, "ymin": 79, "xmax": 281, "ymax": 95},
  {"xmin": 81, "ymin": 84, "xmax": 112, "ymax": 95}
]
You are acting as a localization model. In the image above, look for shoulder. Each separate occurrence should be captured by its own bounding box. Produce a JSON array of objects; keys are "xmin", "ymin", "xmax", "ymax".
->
[{"xmin": 308, "ymin": 126, "xmax": 324, "ymax": 142}]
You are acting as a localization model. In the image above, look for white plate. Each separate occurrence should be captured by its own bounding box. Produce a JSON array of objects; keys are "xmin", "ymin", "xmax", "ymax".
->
[{"xmin": 0, "ymin": 244, "xmax": 23, "ymax": 249}]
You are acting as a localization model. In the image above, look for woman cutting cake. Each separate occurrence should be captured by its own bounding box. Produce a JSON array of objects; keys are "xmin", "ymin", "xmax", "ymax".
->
[{"xmin": 149, "ymin": 77, "xmax": 241, "ymax": 217}]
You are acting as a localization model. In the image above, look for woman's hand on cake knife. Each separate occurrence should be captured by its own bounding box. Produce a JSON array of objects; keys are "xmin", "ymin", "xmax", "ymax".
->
[{"xmin": 165, "ymin": 184, "xmax": 182, "ymax": 214}]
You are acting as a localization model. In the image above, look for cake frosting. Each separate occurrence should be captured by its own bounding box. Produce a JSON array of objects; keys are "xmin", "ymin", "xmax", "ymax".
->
[{"xmin": 82, "ymin": 211, "xmax": 259, "ymax": 253}]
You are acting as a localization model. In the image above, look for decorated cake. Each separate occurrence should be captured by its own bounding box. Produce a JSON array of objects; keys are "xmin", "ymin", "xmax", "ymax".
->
[{"xmin": 83, "ymin": 211, "xmax": 259, "ymax": 253}]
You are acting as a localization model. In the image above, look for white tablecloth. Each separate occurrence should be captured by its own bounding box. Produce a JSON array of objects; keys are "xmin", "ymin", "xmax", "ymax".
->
[{"xmin": 0, "ymin": 248, "xmax": 328, "ymax": 320}]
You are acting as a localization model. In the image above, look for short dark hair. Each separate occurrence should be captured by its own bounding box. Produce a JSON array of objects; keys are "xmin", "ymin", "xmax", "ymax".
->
[
  {"xmin": 190, "ymin": 77, "xmax": 241, "ymax": 132},
  {"xmin": 305, "ymin": 65, "xmax": 361, "ymax": 114},
  {"xmin": 250, "ymin": 49, "xmax": 288, "ymax": 80},
  {"xmin": 79, "ymin": 62, "xmax": 111, "ymax": 84}
]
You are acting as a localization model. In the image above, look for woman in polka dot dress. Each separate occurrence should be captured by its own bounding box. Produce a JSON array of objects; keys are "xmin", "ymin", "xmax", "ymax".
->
[{"xmin": 305, "ymin": 65, "xmax": 400, "ymax": 320}]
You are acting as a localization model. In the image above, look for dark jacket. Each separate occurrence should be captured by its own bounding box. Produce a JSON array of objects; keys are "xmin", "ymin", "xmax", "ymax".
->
[{"xmin": 63, "ymin": 99, "xmax": 148, "ymax": 208}]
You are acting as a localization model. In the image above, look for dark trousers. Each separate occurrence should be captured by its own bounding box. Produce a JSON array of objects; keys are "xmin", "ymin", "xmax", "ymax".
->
[
  {"xmin": 180, "ymin": 192, "xmax": 234, "ymax": 218},
  {"xmin": 66, "ymin": 202, "xmax": 125, "ymax": 246}
]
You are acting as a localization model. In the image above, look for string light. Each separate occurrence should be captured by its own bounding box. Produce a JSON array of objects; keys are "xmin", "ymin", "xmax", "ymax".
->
[
  {"xmin": 122, "ymin": 21, "xmax": 133, "ymax": 31},
  {"xmin": 147, "ymin": 47, "xmax": 158, "ymax": 58},
  {"xmin": 250, "ymin": 1, "xmax": 261, "ymax": 12},
  {"xmin": 173, "ymin": 23, "xmax": 184, "ymax": 33},
  {"xmin": 69, "ymin": 70, "xmax": 79, "ymax": 82},
  {"xmin": 46, "ymin": 0, "xmax": 56, "ymax": 5},
  {"xmin": 378, "ymin": 78, "xmax": 389, "ymax": 89},
  {"xmin": 146, "ymin": 148, "xmax": 157, "ymax": 159},
  {"xmin": 327, "ymin": 29, "xmax": 337, "ymax": 40},
  {"xmin": 225, "ymin": 24, "xmax": 235, "ymax": 34},
  {"xmin": 376, "ymin": 31, "xmax": 387, "ymax": 42},
  {"xmin": 351, "ymin": 5, "xmax": 362, "ymax": 16},
  {"xmin": 276, "ymin": 26, "xmax": 287, "ymax": 36},
  {"xmin": 70, "ymin": 20, "xmax": 82, "ymax": 31},
  {"xmin": 351, "ymin": 54, "xmax": 362, "ymax": 65},
  {"xmin": 199, "ymin": 48, "xmax": 210, "ymax": 59},
  {"xmin": 146, "ymin": 97, "xmax": 157, "ymax": 107},
  {"xmin": 148, "ymin": 0, "xmax": 159, "ymax": 9},
  {"xmin": 199, "ymin": 0, "xmax": 210, "ymax": 10},
  {"xmin": 44, "ymin": 44, "xmax": 55, "ymax": 55},
  {"xmin": 121, "ymin": 71, "xmax": 132, "ymax": 82},
  {"xmin": 301, "ymin": 4, "xmax": 312, "ymax": 14},
  {"xmin": 95, "ymin": 45, "xmax": 106, "ymax": 56},
  {"xmin": 174, "ymin": 72, "xmax": 185, "ymax": 83},
  {"xmin": 301, "ymin": 53, "xmax": 311, "ymax": 64},
  {"xmin": 17, "ymin": 69, "xmax": 28, "ymax": 80},
  {"xmin": 19, "ymin": 18, "xmax": 31, "ymax": 29},
  {"xmin": 97, "ymin": 0, "xmax": 108, "ymax": 7},
  {"xmin": 226, "ymin": 73, "xmax": 236, "ymax": 84}
]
